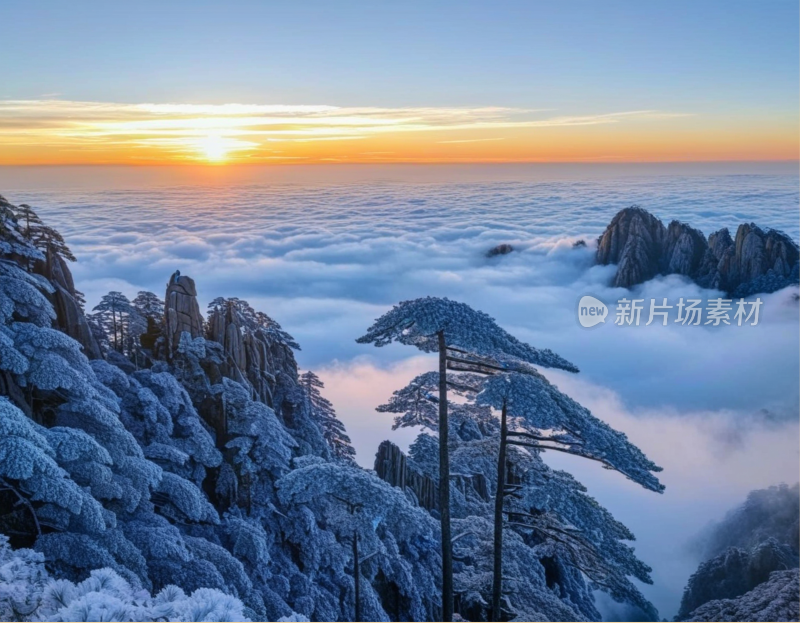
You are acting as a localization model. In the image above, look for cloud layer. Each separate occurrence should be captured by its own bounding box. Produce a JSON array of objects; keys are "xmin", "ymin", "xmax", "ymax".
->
[{"xmin": 2, "ymin": 163, "xmax": 798, "ymax": 618}]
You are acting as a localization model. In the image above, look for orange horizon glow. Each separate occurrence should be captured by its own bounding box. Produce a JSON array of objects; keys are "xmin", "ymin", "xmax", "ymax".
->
[{"xmin": 0, "ymin": 99, "xmax": 796, "ymax": 165}]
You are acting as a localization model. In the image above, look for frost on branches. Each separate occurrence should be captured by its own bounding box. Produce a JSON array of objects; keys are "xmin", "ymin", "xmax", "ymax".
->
[
  {"xmin": 356, "ymin": 296, "xmax": 578, "ymax": 372},
  {"xmin": 378, "ymin": 372, "xmax": 662, "ymax": 620},
  {"xmin": 299, "ymin": 371, "xmax": 356, "ymax": 462},
  {"xmin": 0, "ymin": 194, "xmax": 430, "ymax": 622},
  {"xmin": 1, "ymin": 194, "xmax": 679, "ymax": 622},
  {"xmin": 0, "ymin": 535, "xmax": 250, "ymax": 622}
]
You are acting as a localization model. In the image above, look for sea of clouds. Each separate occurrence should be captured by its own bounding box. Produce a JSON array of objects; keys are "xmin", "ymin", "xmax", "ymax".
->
[{"xmin": 2, "ymin": 163, "xmax": 798, "ymax": 618}]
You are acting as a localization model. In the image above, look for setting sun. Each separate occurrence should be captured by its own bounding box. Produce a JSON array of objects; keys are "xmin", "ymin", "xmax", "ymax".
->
[{"xmin": 196, "ymin": 134, "xmax": 230, "ymax": 162}]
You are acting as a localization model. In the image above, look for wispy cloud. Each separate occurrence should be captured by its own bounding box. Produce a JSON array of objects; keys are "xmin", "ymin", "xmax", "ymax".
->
[
  {"xmin": 0, "ymin": 99, "xmax": 692, "ymax": 163},
  {"xmin": 438, "ymin": 137, "xmax": 506, "ymax": 144}
]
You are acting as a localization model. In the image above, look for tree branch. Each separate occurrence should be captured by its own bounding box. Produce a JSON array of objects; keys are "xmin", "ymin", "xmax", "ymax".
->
[{"xmin": 0, "ymin": 478, "xmax": 40, "ymax": 537}]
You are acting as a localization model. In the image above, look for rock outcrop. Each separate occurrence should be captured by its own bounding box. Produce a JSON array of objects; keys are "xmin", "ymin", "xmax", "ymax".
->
[
  {"xmin": 596, "ymin": 207, "xmax": 666, "ymax": 288},
  {"xmin": 486, "ymin": 243, "xmax": 514, "ymax": 258},
  {"xmin": 375, "ymin": 440, "xmax": 439, "ymax": 511},
  {"xmin": 678, "ymin": 538, "xmax": 799, "ymax": 620},
  {"xmin": 596, "ymin": 206, "xmax": 800, "ymax": 295},
  {"xmin": 661, "ymin": 220, "xmax": 708, "ymax": 277},
  {"xmin": 156, "ymin": 279, "xmax": 303, "ymax": 442},
  {"xmin": 683, "ymin": 568, "xmax": 799, "ymax": 622},
  {"xmin": 374, "ymin": 440, "xmax": 491, "ymax": 512},
  {"xmin": 678, "ymin": 484, "xmax": 800, "ymax": 621},
  {"xmin": 205, "ymin": 298, "xmax": 299, "ymax": 406},
  {"xmin": 164, "ymin": 273, "xmax": 204, "ymax": 352},
  {"xmin": 698, "ymin": 223, "xmax": 800, "ymax": 297},
  {"xmin": 40, "ymin": 247, "xmax": 102, "ymax": 359}
]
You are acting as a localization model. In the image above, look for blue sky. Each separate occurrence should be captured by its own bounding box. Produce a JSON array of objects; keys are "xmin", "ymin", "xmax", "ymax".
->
[
  {"xmin": 1, "ymin": 1, "xmax": 796, "ymax": 164},
  {"xmin": 2, "ymin": 0, "xmax": 797, "ymax": 112}
]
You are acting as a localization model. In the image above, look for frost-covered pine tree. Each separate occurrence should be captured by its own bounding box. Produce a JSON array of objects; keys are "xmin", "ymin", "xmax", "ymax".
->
[
  {"xmin": 277, "ymin": 459, "xmax": 440, "ymax": 621},
  {"xmin": 0, "ymin": 198, "xmax": 46, "ymax": 268},
  {"xmin": 30, "ymin": 224, "xmax": 76, "ymax": 263},
  {"xmin": 358, "ymin": 296, "xmax": 578, "ymax": 621},
  {"xmin": 10, "ymin": 204, "xmax": 43, "ymax": 242},
  {"xmin": 476, "ymin": 371, "xmax": 663, "ymax": 617},
  {"xmin": 132, "ymin": 291, "xmax": 164, "ymax": 323},
  {"xmin": 0, "ymin": 535, "xmax": 251, "ymax": 622},
  {"xmin": 300, "ymin": 371, "xmax": 356, "ymax": 463},
  {"xmin": 378, "ymin": 352, "xmax": 663, "ymax": 620},
  {"xmin": 387, "ymin": 370, "xmax": 662, "ymax": 620},
  {"xmin": 93, "ymin": 291, "xmax": 136, "ymax": 353},
  {"xmin": 9, "ymin": 203, "xmax": 75, "ymax": 263}
]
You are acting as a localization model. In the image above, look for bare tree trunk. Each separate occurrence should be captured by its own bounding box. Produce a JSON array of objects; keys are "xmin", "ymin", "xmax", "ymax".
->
[
  {"xmin": 438, "ymin": 330, "xmax": 453, "ymax": 621},
  {"xmin": 491, "ymin": 400, "xmax": 508, "ymax": 622},
  {"xmin": 120, "ymin": 314, "xmax": 126, "ymax": 355},
  {"xmin": 111, "ymin": 307, "xmax": 118, "ymax": 352},
  {"xmin": 353, "ymin": 532, "xmax": 361, "ymax": 623}
]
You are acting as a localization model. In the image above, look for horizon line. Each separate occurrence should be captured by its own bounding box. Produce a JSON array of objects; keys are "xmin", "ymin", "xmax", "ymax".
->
[{"xmin": 1, "ymin": 158, "xmax": 798, "ymax": 167}]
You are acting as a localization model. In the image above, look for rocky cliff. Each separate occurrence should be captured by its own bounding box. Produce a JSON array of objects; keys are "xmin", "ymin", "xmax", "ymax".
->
[
  {"xmin": 39, "ymin": 246, "xmax": 102, "ymax": 359},
  {"xmin": 163, "ymin": 273, "xmax": 204, "ymax": 352},
  {"xmin": 678, "ymin": 539, "xmax": 799, "ymax": 620},
  {"xmin": 683, "ymin": 569, "xmax": 799, "ymax": 622},
  {"xmin": 596, "ymin": 207, "xmax": 667, "ymax": 288},
  {"xmin": 374, "ymin": 440, "xmax": 491, "ymax": 513},
  {"xmin": 596, "ymin": 206, "xmax": 800, "ymax": 295},
  {"xmin": 375, "ymin": 440, "xmax": 439, "ymax": 511},
  {"xmin": 677, "ymin": 484, "xmax": 800, "ymax": 622}
]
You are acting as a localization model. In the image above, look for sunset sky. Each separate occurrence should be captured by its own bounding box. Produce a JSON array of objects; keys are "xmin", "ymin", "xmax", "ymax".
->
[{"xmin": 1, "ymin": 0, "xmax": 797, "ymax": 165}]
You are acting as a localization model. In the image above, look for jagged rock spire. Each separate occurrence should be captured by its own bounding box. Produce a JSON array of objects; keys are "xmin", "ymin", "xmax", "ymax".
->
[{"xmin": 163, "ymin": 274, "xmax": 204, "ymax": 352}]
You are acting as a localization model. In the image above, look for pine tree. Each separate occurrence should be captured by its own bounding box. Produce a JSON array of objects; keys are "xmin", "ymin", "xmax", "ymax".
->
[
  {"xmin": 132, "ymin": 291, "xmax": 164, "ymax": 323},
  {"xmin": 10, "ymin": 204, "xmax": 43, "ymax": 241},
  {"xmin": 8, "ymin": 203, "xmax": 75, "ymax": 263},
  {"xmin": 300, "ymin": 371, "xmax": 356, "ymax": 462},
  {"xmin": 386, "ymin": 370, "xmax": 663, "ymax": 619},
  {"xmin": 357, "ymin": 296, "xmax": 578, "ymax": 621},
  {"xmin": 92, "ymin": 292, "xmax": 134, "ymax": 353},
  {"xmin": 476, "ymin": 371, "xmax": 663, "ymax": 619}
]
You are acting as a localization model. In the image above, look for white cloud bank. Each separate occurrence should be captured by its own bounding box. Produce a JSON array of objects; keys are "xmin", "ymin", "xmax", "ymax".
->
[{"xmin": 2, "ymin": 164, "xmax": 798, "ymax": 619}]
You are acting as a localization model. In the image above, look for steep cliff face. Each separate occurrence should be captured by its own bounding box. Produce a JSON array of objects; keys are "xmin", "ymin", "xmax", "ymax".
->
[
  {"xmin": 596, "ymin": 207, "xmax": 800, "ymax": 295},
  {"xmin": 374, "ymin": 440, "xmax": 491, "ymax": 513},
  {"xmin": 205, "ymin": 299, "xmax": 298, "ymax": 406},
  {"xmin": 683, "ymin": 569, "xmax": 799, "ymax": 623},
  {"xmin": 678, "ymin": 539, "xmax": 799, "ymax": 620},
  {"xmin": 374, "ymin": 440, "xmax": 439, "ymax": 511},
  {"xmin": 157, "ymin": 277, "xmax": 325, "ymax": 461},
  {"xmin": 704, "ymin": 223, "xmax": 800, "ymax": 297},
  {"xmin": 661, "ymin": 220, "xmax": 708, "ymax": 277},
  {"xmin": 164, "ymin": 274, "xmax": 204, "ymax": 352},
  {"xmin": 678, "ymin": 484, "xmax": 800, "ymax": 622},
  {"xmin": 40, "ymin": 247, "xmax": 102, "ymax": 359},
  {"xmin": 596, "ymin": 207, "xmax": 666, "ymax": 288}
]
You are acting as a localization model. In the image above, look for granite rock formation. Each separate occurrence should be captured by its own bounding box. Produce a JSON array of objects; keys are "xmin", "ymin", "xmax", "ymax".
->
[
  {"xmin": 375, "ymin": 440, "xmax": 439, "ymax": 511},
  {"xmin": 596, "ymin": 206, "xmax": 800, "ymax": 295},
  {"xmin": 677, "ymin": 484, "xmax": 800, "ymax": 621},
  {"xmin": 164, "ymin": 273, "xmax": 204, "ymax": 352},
  {"xmin": 486, "ymin": 243, "xmax": 514, "ymax": 258},
  {"xmin": 374, "ymin": 440, "xmax": 490, "ymax": 513},
  {"xmin": 661, "ymin": 220, "xmax": 708, "ymax": 277},
  {"xmin": 677, "ymin": 538, "xmax": 799, "ymax": 620},
  {"xmin": 205, "ymin": 298, "xmax": 299, "ymax": 406},
  {"xmin": 683, "ymin": 569, "xmax": 799, "ymax": 622},
  {"xmin": 39, "ymin": 247, "xmax": 102, "ymax": 359},
  {"xmin": 596, "ymin": 207, "xmax": 666, "ymax": 288}
]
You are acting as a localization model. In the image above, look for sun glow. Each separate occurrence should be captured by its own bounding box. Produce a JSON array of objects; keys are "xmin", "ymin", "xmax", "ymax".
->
[
  {"xmin": 0, "ymin": 99, "xmax": 796, "ymax": 165},
  {"xmin": 196, "ymin": 134, "xmax": 231, "ymax": 162}
]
